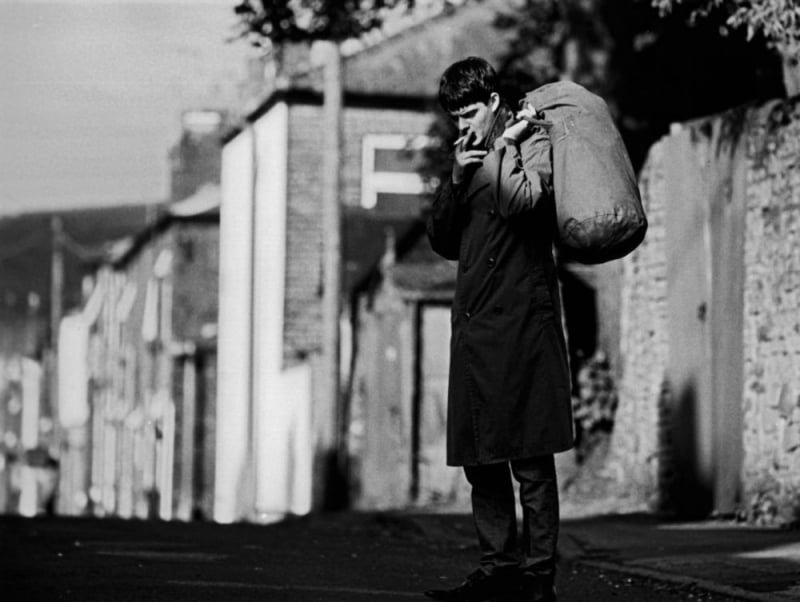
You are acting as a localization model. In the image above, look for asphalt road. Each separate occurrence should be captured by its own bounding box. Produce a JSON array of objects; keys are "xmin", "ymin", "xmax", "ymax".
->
[{"xmin": 0, "ymin": 513, "xmax": 744, "ymax": 601}]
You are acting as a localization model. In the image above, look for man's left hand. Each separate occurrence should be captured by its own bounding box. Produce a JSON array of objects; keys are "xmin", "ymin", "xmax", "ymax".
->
[
  {"xmin": 502, "ymin": 102, "xmax": 539, "ymax": 142},
  {"xmin": 501, "ymin": 120, "xmax": 530, "ymax": 142}
]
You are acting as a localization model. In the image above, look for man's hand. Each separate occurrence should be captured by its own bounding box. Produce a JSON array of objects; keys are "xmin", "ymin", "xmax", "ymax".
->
[
  {"xmin": 452, "ymin": 130, "xmax": 487, "ymax": 184},
  {"xmin": 502, "ymin": 102, "xmax": 540, "ymax": 143},
  {"xmin": 501, "ymin": 120, "xmax": 530, "ymax": 143}
]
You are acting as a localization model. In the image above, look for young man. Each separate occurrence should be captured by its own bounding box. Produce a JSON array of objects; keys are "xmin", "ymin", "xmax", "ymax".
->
[{"xmin": 425, "ymin": 57, "xmax": 574, "ymax": 602}]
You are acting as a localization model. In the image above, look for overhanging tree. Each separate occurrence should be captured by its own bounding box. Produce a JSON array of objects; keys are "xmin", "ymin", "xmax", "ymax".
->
[
  {"xmin": 489, "ymin": 0, "xmax": 784, "ymax": 169},
  {"xmin": 650, "ymin": 0, "xmax": 800, "ymax": 94},
  {"xmin": 234, "ymin": 0, "xmax": 418, "ymax": 46}
]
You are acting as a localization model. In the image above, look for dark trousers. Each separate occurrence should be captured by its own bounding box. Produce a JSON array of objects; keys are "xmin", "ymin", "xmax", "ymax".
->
[{"xmin": 463, "ymin": 455, "xmax": 558, "ymax": 578}]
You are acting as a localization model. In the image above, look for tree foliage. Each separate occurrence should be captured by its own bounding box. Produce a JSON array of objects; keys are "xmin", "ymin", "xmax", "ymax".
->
[
  {"xmin": 233, "ymin": 0, "xmax": 416, "ymax": 46},
  {"xmin": 650, "ymin": 0, "xmax": 800, "ymax": 55},
  {"xmin": 491, "ymin": 0, "xmax": 783, "ymax": 168}
]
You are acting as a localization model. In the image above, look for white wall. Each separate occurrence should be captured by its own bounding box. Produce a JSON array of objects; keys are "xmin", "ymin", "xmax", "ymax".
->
[
  {"xmin": 215, "ymin": 102, "xmax": 313, "ymax": 522},
  {"xmin": 214, "ymin": 127, "xmax": 255, "ymax": 523},
  {"xmin": 251, "ymin": 103, "xmax": 294, "ymax": 520}
]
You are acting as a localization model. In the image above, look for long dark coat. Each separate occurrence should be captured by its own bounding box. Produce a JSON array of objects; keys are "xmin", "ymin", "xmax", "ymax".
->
[{"xmin": 427, "ymin": 111, "xmax": 574, "ymax": 466}]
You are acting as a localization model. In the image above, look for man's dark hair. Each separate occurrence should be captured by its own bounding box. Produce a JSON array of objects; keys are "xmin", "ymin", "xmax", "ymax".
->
[{"xmin": 438, "ymin": 56, "xmax": 498, "ymax": 114}]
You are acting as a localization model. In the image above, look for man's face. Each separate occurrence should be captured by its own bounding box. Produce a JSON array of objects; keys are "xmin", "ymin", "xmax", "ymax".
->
[{"xmin": 450, "ymin": 92, "xmax": 499, "ymax": 147}]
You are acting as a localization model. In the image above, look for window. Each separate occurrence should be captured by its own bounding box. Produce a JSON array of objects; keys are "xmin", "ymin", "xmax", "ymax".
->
[{"xmin": 361, "ymin": 134, "xmax": 431, "ymax": 215}]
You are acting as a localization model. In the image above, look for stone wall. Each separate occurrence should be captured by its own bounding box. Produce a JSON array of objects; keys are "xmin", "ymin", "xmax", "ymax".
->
[
  {"xmin": 605, "ymin": 140, "xmax": 669, "ymax": 510},
  {"xmin": 742, "ymin": 97, "xmax": 800, "ymax": 525},
  {"xmin": 613, "ymin": 96, "xmax": 800, "ymax": 524}
]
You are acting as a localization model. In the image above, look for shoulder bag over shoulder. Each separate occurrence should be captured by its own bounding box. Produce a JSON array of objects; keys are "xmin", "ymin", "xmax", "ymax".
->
[{"xmin": 521, "ymin": 81, "xmax": 647, "ymax": 264}]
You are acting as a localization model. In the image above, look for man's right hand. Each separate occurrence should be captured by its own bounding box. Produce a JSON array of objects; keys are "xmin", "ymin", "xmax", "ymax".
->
[{"xmin": 452, "ymin": 130, "xmax": 487, "ymax": 184}]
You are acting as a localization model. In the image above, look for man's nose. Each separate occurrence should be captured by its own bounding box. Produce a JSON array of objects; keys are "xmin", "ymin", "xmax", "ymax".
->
[{"xmin": 458, "ymin": 117, "xmax": 469, "ymax": 131}]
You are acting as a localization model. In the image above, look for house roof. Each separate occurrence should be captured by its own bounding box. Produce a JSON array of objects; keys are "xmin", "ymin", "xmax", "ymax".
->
[
  {"xmin": 343, "ymin": 209, "xmax": 424, "ymax": 294},
  {"xmin": 107, "ymin": 184, "xmax": 220, "ymax": 266},
  {"xmin": 388, "ymin": 226, "xmax": 457, "ymax": 297},
  {"xmin": 390, "ymin": 258, "xmax": 457, "ymax": 297},
  {"xmin": 349, "ymin": 212, "xmax": 457, "ymax": 299},
  {"xmin": 242, "ymin": 0, "xmax": 514, "ymax": 124},
  {"xmin": 0, "ymin": 183, "xmax": 222, "ymax": 321},
  {"xmin": 289, "ymin": 0, "xmax": 514, "ymax": 98},
  {"xmin": 167, "ymin": 184, "xmax": 220, "ymax": 218},
  {"xmin": 0, "ymin": 203, "xmax": 163, "ymax": 319}
]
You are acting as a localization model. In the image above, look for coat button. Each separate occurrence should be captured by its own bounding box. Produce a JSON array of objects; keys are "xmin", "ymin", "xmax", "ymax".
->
[
  {"xmin": 488, "ymin": 209, "xmax": 496, "ymax": 217},
  {"xmin": 464, "ymin": 311, "xmax": 471, "ymax": 321},
  {"xmin": 487, "ymin": 257, "xmax": 496, "ymax": 267}
]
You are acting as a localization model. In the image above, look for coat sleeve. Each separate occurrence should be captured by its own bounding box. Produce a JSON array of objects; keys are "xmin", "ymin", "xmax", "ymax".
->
[
  {"xmin": 426, "ymin": 178, "xmax": 466, "ymax": 260},
  {"xmin": 495, "ymin": 128, "xmax": 553, "ymax": 218}
]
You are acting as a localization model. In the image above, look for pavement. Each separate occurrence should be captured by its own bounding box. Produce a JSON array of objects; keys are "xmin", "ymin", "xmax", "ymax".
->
[
  {"xmin": 409, "ymin": 512, "xmax": 800, "ymax": 601},
  {"xmin": 557, "ymin": 513, "xmax": 800, "ymax": 602},
  {"xmin": 1, "ymin": 510, "xmax": 799, "ymax": 601}
]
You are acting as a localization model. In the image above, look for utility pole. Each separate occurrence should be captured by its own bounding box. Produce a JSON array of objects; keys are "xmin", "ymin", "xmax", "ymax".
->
[
  {"xmin": 320, "ymin": 40, "xmax": 343, "ymax": 507},
  {"xmin": 50, "ymin": 216, "xmax": 64, "ymax": 347},
  {"xmin": 49, "ymin": 215, "xmax": 65, "ymax": 513}
]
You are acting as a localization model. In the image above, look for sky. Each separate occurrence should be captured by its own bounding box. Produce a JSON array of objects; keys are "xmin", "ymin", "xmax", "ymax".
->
[{"xmin": 0, "ymin": 0, "xmax": 261, "ymax": 215}]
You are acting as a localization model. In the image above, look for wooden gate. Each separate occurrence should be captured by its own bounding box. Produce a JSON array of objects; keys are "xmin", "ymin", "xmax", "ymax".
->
[{"xmin": 414, "ymin": 304, "xmax": 469, "ymax": 509}]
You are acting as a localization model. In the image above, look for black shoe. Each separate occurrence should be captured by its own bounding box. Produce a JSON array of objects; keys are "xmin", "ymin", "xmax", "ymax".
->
[
  {"xmin": 423, "ymin": 568, "xmax": 518, "ymax": 602},
  {"xmin": 508, "ymin": 573, "xmax": 556, "ymax": 602}
]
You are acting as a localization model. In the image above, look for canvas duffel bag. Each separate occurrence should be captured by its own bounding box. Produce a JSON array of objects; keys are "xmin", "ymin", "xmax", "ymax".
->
[{"xmin": 520, "ymin": 81, "xmax": 647, "ymax": 264}]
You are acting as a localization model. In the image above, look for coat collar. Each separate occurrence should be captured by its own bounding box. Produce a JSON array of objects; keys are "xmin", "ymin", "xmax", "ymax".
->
[{"xmin": 485, "ymin": 103, "xmax": 513, "ymax": 151}]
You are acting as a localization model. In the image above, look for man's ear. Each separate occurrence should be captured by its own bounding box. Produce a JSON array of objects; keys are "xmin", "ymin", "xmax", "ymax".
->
[{"xmin": 489, "ymin": 92, "xmax": 500, "ymax": 112}]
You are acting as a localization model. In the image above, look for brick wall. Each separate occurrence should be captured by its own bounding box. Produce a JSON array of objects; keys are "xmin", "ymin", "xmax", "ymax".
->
[
  {"xmin": 614, "ymin": 97, "xmax": 800, "ymax": 523},
  {"xmin": 283, "ymin": 103, "xmax": 433, "ymax": 364},
  {"xmin": 285, "ymin": 104, "xmax": 325, "ymax": 363}
]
